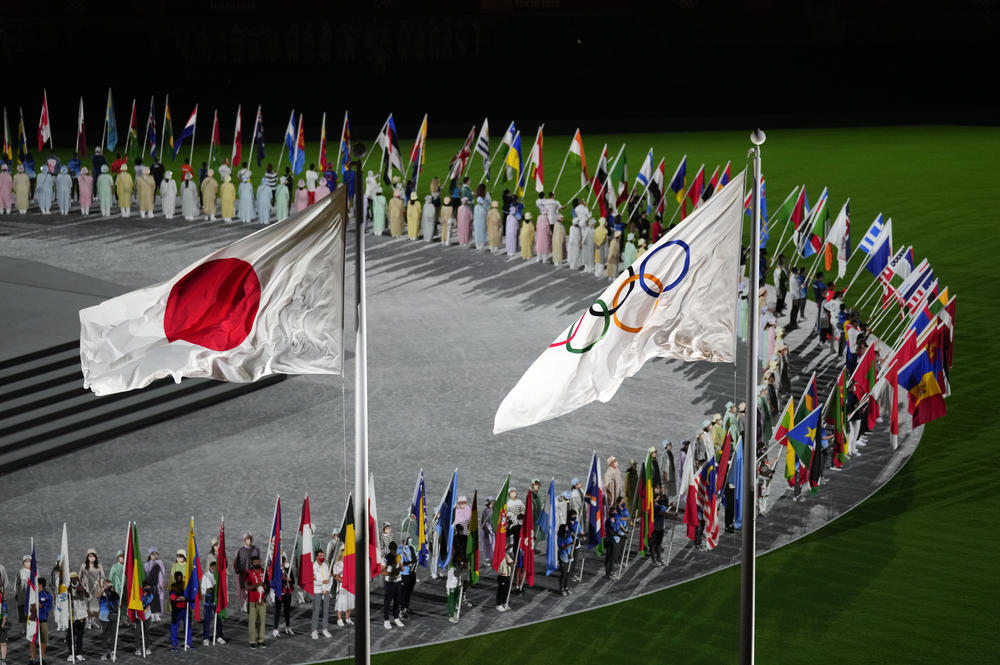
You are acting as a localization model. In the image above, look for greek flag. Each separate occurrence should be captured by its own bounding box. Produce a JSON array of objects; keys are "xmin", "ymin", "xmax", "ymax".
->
[
  {"xmin": 475, "ymin": 118, "xmax": 489, "ymax": 161},
  {"xmin": 858, "ymin": 213, "xmax": 885, "ymax": 255}
]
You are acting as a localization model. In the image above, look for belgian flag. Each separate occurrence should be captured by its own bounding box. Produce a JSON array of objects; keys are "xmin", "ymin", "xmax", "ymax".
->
[{"xmin": 339, "ymin": 497, "xmax": 356, "ymax": 594}]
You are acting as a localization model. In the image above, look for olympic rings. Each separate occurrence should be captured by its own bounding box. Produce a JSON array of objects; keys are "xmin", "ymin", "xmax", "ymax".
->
[{"xmin": 550, "ymin": 239, "xmax": 692, "ymax": 355}]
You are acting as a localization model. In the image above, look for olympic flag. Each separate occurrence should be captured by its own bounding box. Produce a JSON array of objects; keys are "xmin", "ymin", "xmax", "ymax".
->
[
  {"xmin": 80, "ymin": 187, "xmax": 347, "ymax": 396},
  {"xmin": 494, "ymin": 171, "xmax": 744, "ymax": 434}
]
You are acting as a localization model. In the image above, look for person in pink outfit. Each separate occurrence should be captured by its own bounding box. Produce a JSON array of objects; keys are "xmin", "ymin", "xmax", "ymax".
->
[{"xmin": 77, "ymin": 166, "xmax": 94, "ymax": 215}]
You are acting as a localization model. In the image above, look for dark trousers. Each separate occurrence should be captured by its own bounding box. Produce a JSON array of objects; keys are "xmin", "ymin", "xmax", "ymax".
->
[
  {"xmin": 604, "ymin": 537, "xmax": 617, "ymax": 575},
  {"xmin": 725, "ymin": 485, "xmax": 736, "ymax": 529},
  {"xmin": 401, "ymin": 573, "xmax": 416, "ymax": 610},
  {"xmin": 775, "ymin": 288, "xmax": 787, "ymax": 314},
  {"xmin": 100, "ymin": 619, "xmax": 114, "ymax": 655},
  {"xmin": 789, "ymin": 299, "xmax": 800, "ymax": 326},
  {"xmin": 650, "ymin": 529, "xmax": 665, "ymax": 560},
  {"xmin": 382, "ymin": 581, "xmax": 401, "ymax": 620},
  {"xmin": 204, "ymin": 603, "xmax": 225, "ymax": 640},
  {"xmin": 496, "ymin": 575, "xmax": 510, "ymax": 606},
  {"xmin": 273, "ymin": 593, "xmax": 291, "ymax": 629},
  {"xmin": 170, "ymin": 607, "xmax": 191, "ymax": 647},
  {"xmin": 558, "ymin": 560, "xmax": 570, "ymax": 590},
  {"xmin": 67, "ymin": 619, "xmax": 84, "ymax": 654}
]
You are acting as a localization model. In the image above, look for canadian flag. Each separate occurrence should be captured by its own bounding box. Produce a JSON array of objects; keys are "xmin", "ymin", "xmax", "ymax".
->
[{"xmin": 80, "ymin": 189, "xmax": 347, "ymax": 395}]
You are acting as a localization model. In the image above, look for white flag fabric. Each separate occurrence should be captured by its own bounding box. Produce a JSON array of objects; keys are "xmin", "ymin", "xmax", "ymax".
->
[
  {"xmin": 80, "ymin": 187, "xmax": 347, "ymax": 396},
  {"xmin": 494, "ymin": 171, "xmax": 745, "ymax": 434},
  {"xmin": 825, "ymin": 199, "xmax": 850, "ymax": 279}
]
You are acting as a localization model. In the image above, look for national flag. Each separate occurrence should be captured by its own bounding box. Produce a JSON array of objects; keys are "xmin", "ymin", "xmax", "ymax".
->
[
  {"xmin": 696, "ymin": 456, "xmax": 719, "ymax": 550},
  {"xmin": 25, "ymin": 540, "xmax": 39, "ymax": 644},
  {"xmin": 339, "ymin": 497, "xmax": 357, "ymax": 594},
  {"xmin": 122, "ymin": 522, "xmax": 146, "ymax": 622},
  {"xmin": 377, "ymin": 114, "xmax": 403, "ymax": 174},
  {"xmin": 701, "ymin": 165, "xmax": 719, "ymax": 202},
  {"xmin": 852, "ymin": 344, "xmax": 877, "ymax": 397},
  {"xmin": 2, "ymin": 107, "xmax": 12, "ymax": 162},
  {"xmin": 162, "ymin": 97, "xmax": 174, "ymax": 159},
  {"xmin": 253, "ymin": 106, "xmax": 265, "ymax": 167},
  {"xmin": 317, "ymin": 111, "xmax": 329, "ymax": 172},
  {"xmin": 53, "ymin": 524, "xmax": 70, "ymax": 630},
  {"xmin": 681, "ymin": 450, "xmax": 699, "ymax": 539},
  {"xmin": 185, "ymin": 517, "xmax": 203, "ymax": 621},
  {"xmin": 105, "ymin": 91, "xmax": 118, "ymax": 152},
  {"xmin": 863, "ymin": 218, "xmax": 893, "ymax": 276},
  {"xmin": 209, "ymin": 109, "xmax": 222, "ymax": 165},
  {"xmin": 337, "ymin": 110, "xmax": 349, "ymax": 175},
  {"xmin": 17, "ymin": 110, "xmax": 27, "ymax": 163},
  {"xmin": 910, "ymin": 299, "xmax": 937, "ymax": 340},
  {"xmin": 519, "ymin": 488, "xmax": 535, "ymax": 587},
  {"xmin": 501, "ymin": 120, "xmax": 516, "ymax": 147},
  {"xmin": 447, "ymin": 125, "xmax": 476, "ymax": 181},
  {"xmin": 126, "ymin": 99, "xmax": 140, "ymax": 160},
  {"xmin": 635, "ymin": 148, "xmax": 654, "ymax": 189},
  {"xmin": 468, "ymin": 492, "xmax": 480, "ymax": 585},
  {"xmin": 774, "ymin": 397, "xmax": 797, "ymax": 484},
  {"xmin": 802, "ymin": 192, "xmax": 829, "ymax": 257},
  {"xmin": 744, "ymin": 176, "xmax": 770, "ymax": 246},
  {"xmin": 729, "ymin": 436, "xmax": 744, "ymax": 529},
  {"xmin": 899, "ymin": 259, "xmax": 932, "ymax": 305},
  {"xmin": 906, "ymin": 270, "xmax": 937, "ymax": 313},
  {"xmin": 568, "ymin": 128, "xmax": 589, "ymax": 188},
  {"xmin": 411, "ymin": 469, "xmax": 429, "ymax": 567},
  {"xmin": 648, "ymin": 157, "xmax": 666, "ymax": 213},
  {"xmin": 504, "ymin": 130, "xmax": 523, "ymax": 194},
  {"xmin": 494, "ymin": 171, "xmax": 745, "ymax": 433},
  {"xmin": 591, "ymin": 144, "xmax": 610, "ymax": 218},
  {"xmin": 795, "ymin": 371, "xmax": 818, "ymax": 426},
  {"xmin": 173, "ymin": 105, "xmax": 197, "ymax": 159},
  {"xmin": 829, "ymin": 369, "xmax": 848, "ymax": 465},
  {"xmin": 858, "ymin": 213, "xmax": 886, "ymax": 255},
  {"xmin": 543, "ymin": 480, "xmax": 558, "ymax": 576},
  {"xmin": 231, "ymin": 105, "xmax": 243, "ymax": 167},
  {"xmin": 786, "ymin": 404, "xmax": 822, "ymax": 473},
  {"xmin": 283, "ymin": 110, "xmax": 297, "ymax": 158},
  {"xmin": 885, "ymin": 331, "xmax": 916, "ymax": 448},
  {"xmin": 681, "ymin": 163, "xmax": 704, "ymax": 219},
  {"xmin": 491, "ymin": 474, "xmax": 510, "ymax": 571},
  {"xmin": 435, "ymin": 469, "xmax": 459, "ymax": 571},
  {"xmin": 668, "ymin": 155, "xmax": 687, "ymax": 203},
  {"xmin": 610, "ymin": 145, "xmax": 629, "ymax": 207},
  {"xmin": 897, "ymin": 347, "xmax": 947, "ymax": 426},
  {"xmin": 263, "ymin": 497, "xmax": 282, "ymax": 601},
  {"xmin": 145, "ymin": 98, "xmax": 157, "ymax": 160},
  {"xmin": 789, "ymin": 186, "xmax": 808, "ymax": 231},
  {"xmin": 638, "ymin": 452, "xmax": 654, "ymax": 555},
  {"xmin": 826, "ymin": 198, "xmax": 851, "ymax": 279},
  {"xmin": 80, "ymin": 188, "xmax": 348, "ymax": 395},
  {"xmin": 474, "ymin": 118, "xmax": 490, "ymax": 174},
  {"xmin": 37, "ymin": 90, "xmax": 51, "ymax": 152},
  {"xmin": 296, "ymin": 495, "xmax": 314, "ymax": 591},
  {"xmin": 76, "ymin": 97, "xmax": 87, "ymax": 158},
  {"xmin": 584, "ymin": 452, "xmax": 606, "ymax": 552},
  {"xmin": 718, "ymin": 161, "xmax": 731, "ymax": 189},
  {"xmin": 526, "ymin": 127, "xmax": 544, "ymax": 193},
  {"xmin": 408, "ymin": 113, "xmax": 428, "ymax": 175},
  {"xmin": 368, "ymin": 473, "xmax": 383, "ymax": 578},
  {"xmin": 215, "ymin": 519, "xmax": 229, "ymax": 619},
  {"xmin": 888, "ymin": 244, "xmax": 913, "ymax": 280}
]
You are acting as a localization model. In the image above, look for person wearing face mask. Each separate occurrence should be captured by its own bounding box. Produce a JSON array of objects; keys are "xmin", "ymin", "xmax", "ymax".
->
[
  {"xmin": 68, "ymin": 572, "xmax": 89, "ymax": 658},
  {"xmin": 294, "ymin": 179, "xmax": 309, "ymax": 212},
  {"xmin": 272, "ymin": 553, "xmax": 294, "ymax": 638},
  {"xmin": 160, "ymin": 171, "xmax": 177, "ymax": 219},
  {"xmin": 245, "ymin": 556, "xmax": 267, "ymax": 649},
  {"xmin": 310, "ymin": 549, "xmax": 332, "ymax": 640}
]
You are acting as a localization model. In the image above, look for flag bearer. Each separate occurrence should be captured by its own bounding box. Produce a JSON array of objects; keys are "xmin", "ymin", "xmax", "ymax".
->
[{"xmin": 115, "ymin": 164, "xmax": 133, "ymax": 217}]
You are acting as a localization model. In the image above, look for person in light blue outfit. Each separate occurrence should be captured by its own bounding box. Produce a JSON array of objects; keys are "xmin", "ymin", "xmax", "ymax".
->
[
  {"xmin": 55, "ymin": 166, "xmax": 73, "ymax": 215},
  {"xmin": 275, "ymin": 176, "xmax": 290, "ymax": 222},
  {"xmin": 35, "ymin": 164, "xmax": 54, "ymax": 213},
  {"xmin": 97, "ymin": 164, "xmax": 114, "ymax": 216},
  {"xmin": 472, "ymin": 189, "xmax": 490, "ymax": 249},
  {"xmin": 372, "ymin": 186, "xmax": 387, "ymax": 235},
  {"xmin": 256, "ymin": 179, "xmax": 272, "ymax": 225},
  {"xmin": 237, "ymin": 173, "xmax": 255, "ymax": 223},
  {"xmin": 420, "ymin": 194, "xmax": 436, "ymax": 242},
  {"xmin": 622, "ymin": 232, "xmax": 638, "ymax": 267}
]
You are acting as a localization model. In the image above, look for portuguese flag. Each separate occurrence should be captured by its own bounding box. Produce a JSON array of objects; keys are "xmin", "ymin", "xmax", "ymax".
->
[
  {"xmin": 491, "ymin": 475, "xmax": 510, "ymax": 572},
  {"xmin": 774, "ymin": 397, "xmax": 796, "ymax": 485},
  {"xmin": 123, "ymin": 522, "xmax": 146, "ymax": 622},
  {"xmin": 339, "ymin": 497, "xmax": 356, "ymax": 594},
  {"xmin": 468, "ymin": 491, "xmax": 480, "ymax": 586}
]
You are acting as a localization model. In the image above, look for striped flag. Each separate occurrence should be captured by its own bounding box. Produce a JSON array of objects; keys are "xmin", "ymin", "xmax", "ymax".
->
[
  {"xmin": 648, "ymin": 157, "xmax": 666, "ymax": 212},
  {"xmin": 474, "ymin": 118, "xmax": 489, "ymax": 172},
  {"xmin": 162, "ymin": 97, "xmax": 174, "ymax": 159},
  {"xmin": 293, "ymin": 113, "xmax": 305, "ymax": 175},
  {"xmin": 696, "ymin": 457, "xmax": 719, "ymax": 549},
  {"xmin": 173, "ymin": 104, "xmax": 197, "ymax": 159},
  {"xmin": 504, "ymin": 130, "xmax": 523, "ymax": 193},
  {"xmin": 527, "ymin": 126, "xmax": 544, "ymax": 193},
  {"xmin": 339, "ymin": 497, "xmax": 357, "ymax": 593},
  {"xmin": 123, "ymin": 522, "xmax": 146, "ymax": 622},
  {"xmin": 591, "ymin": 144, "xmax": 610, "ymax": 219},
  {"xmin": 37, "ymin": 89, "xmax": 51, "ymax": 152},
  {"xmin": 447, "ymin": 125, "xmax": 476, "ymax": 181},
  {"xmin": 2, "ymin": 107, "xmax": 11, "ymax": 162},
  {"xmin": 377, "ymin": 114, "xmax": 402, "ymax": 173},
  {"xmin": 231, "ymin": 105, "xmax": 242, "ymax": 167},
  {"xmin": 857, "ymin": 213, "xmax": 885, "ymax": 255},
  {"xmin": 668, "ymin": 154, "xmax": 687, "ymax": 203},
  {"xmin": 264, "ymin": 497, "xmax": 282, "ymax": 599},
  {"xmin": 568, "ymin": 128, "xmax": 588, "ymax": 187},
  {"xmin": 185, "ymin": 518, "xmax": 203, "ymax": 621},
  {"xmin": 468, "ymin": 492, "xmax": 480, "ymax": 585},
  {"xmin": 408, "ymin": 113, "xmax": 428, "ymax": 175},
  {"xmin": 126, "ymin": 99, "xmax": 139, "ymax": 159},
  {"xmin": 76, "ymin": 97, "xmax": 87, "ymax": 158},
  {"xmin": 25, "ymin": 540, "xmax": 39, "ymax": 644},
  {"xmin": 681, "ymin": 163, "xmax": 705, "ymax": 219},
  {"xmin": 338, "ymin": 110, "xmax": 350, "ymax": 176},
  {"xmin": 863, "ymin": 218, "xmax": 893, "ymax": 276},
  {"xmin": 501, "ymin": 121, "xmax": 516, "ymax": 147},
  {"xmin": 411, "ymin": 470, "xmax": 429, "ymax": 567},
  {"xmin": 701, "ymin": 165, "xmax": 719, "ymax": 202},
  {"xmin": 296, "ymin": 495, "xmax": 314, "ymax": 591},
  {"xmin": 490, "ymin": 474, "xmax": 510, "ymax": 571},
  {"xmin": 318, "ymin": 111, "xmax": 328, "ymax": 172},
  {"xmin": 635, "ymin": 148, "xmax": 654, "ymax": 189}
]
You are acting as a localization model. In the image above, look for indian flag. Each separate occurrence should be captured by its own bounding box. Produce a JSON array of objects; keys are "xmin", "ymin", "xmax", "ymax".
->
[
  {"xmin": 491, "ymin": 474, "xmax": 510, "ymax": 572},
  {"xmin": 774, "ymin": 397, "xmax": 795, "ymax": 484},
  {"xmin": 569, "ymin": 128, "xmax": 589, "ymax": 188},
  {"xmin": 123, "ymin": 522, "xmax": 146, "ymax": 622}
]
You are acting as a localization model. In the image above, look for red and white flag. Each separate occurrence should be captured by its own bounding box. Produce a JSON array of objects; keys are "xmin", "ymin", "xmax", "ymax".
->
[
  {"xmin": 368, "ymin": 473, "xmax": 383, "ymax": 577},
  {"xmin": 297, "ymin": 495, "xmax": 314, "ymax": 591},
  {"xmin": 447, "ymin": 125, "xmax": 476, "ymax": 181},
  {"xmin": 38, "ymin": 89, "xmax": 51, "ymax": 151},
  {"xmin": 231, "ymin": 105, "xmax": 242, "ymax": 166},
  {"xmin": 210, "ymin": 109, "xmax": 221, "ymax": 151},
  {"xmin": 76, "ymin": 97, "xmax": 87, "ymax": 158},
  {"xmin": 80, "ymin": 189, "xmax": 348, "ymax": 395},
  {"xmin": 528, "ymin": 127, "xmax": 544, "ymax": 193},
  {"xmin": 519, "ymin": 489, "xmax": 535, "ymax": 587}
]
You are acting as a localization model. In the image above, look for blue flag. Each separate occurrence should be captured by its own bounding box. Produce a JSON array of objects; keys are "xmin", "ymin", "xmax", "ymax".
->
[
  {"xmin": 729, "ymin": 437, "xmax": 744, "ymax": 530},
  {"xmin": 266, "ymin": 498, "xmax": 282, "ymax": 598},
  {"xmin": 435, "ymin": 470, "xmax": 458, "ymax": 571},
  {"xmin": 106, "ymin": 93, "xmax": 118, "ymax": 152},
  {"xmin": 585, "ymin": 453, "xmax": 604, "ymax": 552},
  {"xmin": 542, "ymin": 479, "xmax": 558, "ymax": 576},
  {"xmin": 254, "ymin": 107, "xmax": 265, "ymax": 166}
]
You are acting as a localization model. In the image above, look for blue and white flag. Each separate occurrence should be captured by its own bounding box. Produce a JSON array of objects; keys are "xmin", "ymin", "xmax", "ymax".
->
[
  {"xmin": 172, "ymin": 105, "xmax": 197, "ymax": 159},
  {"xmin": 863, "ymin": 218, "xmax": 893, "ymax": 277},
  {"xmin": 435, "ymin": 469, "xmax": 458, "ymax": 571},
  {"xmin": 635, "ymin": 148, "xmax": 654, "ymax": 188},
  {"xmin": 283, "ymin": 110, "xmax": 297, "ymax": 155},
  {"xmin": 858, "ymin": 213, "xmax": 885, "ymax": 255}
]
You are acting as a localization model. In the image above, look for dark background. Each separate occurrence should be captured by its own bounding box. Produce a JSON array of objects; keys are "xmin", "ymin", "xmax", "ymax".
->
[{"xmin": 1, "ymin": 0, "xmax": 996, "ymax": 145}]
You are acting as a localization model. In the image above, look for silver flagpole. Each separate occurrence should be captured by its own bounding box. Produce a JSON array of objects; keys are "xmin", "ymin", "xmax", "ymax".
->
[
  {"xmin": 741, "ymin": 128, "xmax": 765, "ymax": 665},
  {"xmin": 351, "ymin": 141, "xmax": 371, "ymax": 665}
]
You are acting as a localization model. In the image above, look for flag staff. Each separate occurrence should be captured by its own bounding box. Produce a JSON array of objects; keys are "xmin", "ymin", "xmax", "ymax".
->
[
  {"xmin": 141, "ymin": 96, "xmax": 153, "ymax": 160},
  {"xmin": 740, "ymin": 128, "xmax": 765, "ymax": 665},
  {"xmin": 334, "ymin": 110, "xmax": 348, "ymax": 182},
  {"xmin": 161, "ymin": 95, "xmax": 169, "ymax": 162},
  {"xmin": 124, "ymin": 99, "xmax": 135, "ymax": 157},
  {"xmin": 213, "ymin": 516, "xmax": 223, "ymax": 646},
  {"xmin": 551, "ymin": 138, "xmax": 573, "ymax": 193},
  {"xmin": 479, "ymin": 121, "xmax": 512, "ymax": 185},
  {"xmin": 247, "ymin": 105, "xmax": 260, "ymax": 171},
  {"xmin": 350, "ymin": 140, "xmax": 372, "ymax": 665},
  {"xmin": 110, "ymin": 521, "xmax": 129, "ymax": 662},
  {"xmin": 101, "ymin": 89, "xmax": 109, "ymax": 151},
  {"xmin": 189, "ymin": 105, "xmax": 197, "ymax": 166}
]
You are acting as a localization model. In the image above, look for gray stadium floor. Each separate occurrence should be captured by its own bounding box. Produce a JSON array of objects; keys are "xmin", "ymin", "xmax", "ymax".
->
[{"xmin": 0, "ymin": 206, "xmax": 920, "ymax": 663}]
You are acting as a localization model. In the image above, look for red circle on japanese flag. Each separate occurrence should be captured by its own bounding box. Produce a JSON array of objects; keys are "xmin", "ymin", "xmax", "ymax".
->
[{"xmin": 164, "ymin": 258, "xmax": 261, "ymax": 351}]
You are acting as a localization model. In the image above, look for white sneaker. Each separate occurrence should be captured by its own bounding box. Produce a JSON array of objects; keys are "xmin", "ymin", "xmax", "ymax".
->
[
  {"xmin": 394, "ymin": 618, "xmax": 404, "ymax": 627},
  {"xmin": 215, "ymin": 638, "xmax": 226, "ymax": 644},
  {"xmin": 311, "ymin": 631, "xmax": 319, "ymax": 640},
  {"xmin": 345, "ymin": 618, "xmax": 354, "ymax": 625},
  {"xmin": 203, "ymin": 639, "xmax": 210, "ymax": 647},
  {"xmin": 284, "ymin": 627, "xmax": 293, "ymax": 635},
  {"xmin": 337, "ymin": 619, "xmax": 344, "ymax": 627},
  {"xmin": 384, "ymin": 620, "xmax": 392, "ymax": 630},
  {"xmin": 322, "ymin": 629, "xmax": 332, "ymax": 638},
  {"xmin": 77, "ymin": 657, "xmax": 86, "ymax": 662},
  {"xmin": 272, "ymin": 629, "xmax": 280, "ymax": 638},
  {"xmin": 135, "ymin": 650, "xmax": 142, "ymax": 656},
  {"xmin": 496, "ymin": 604, "xmax": 506, "ymax": 612}
]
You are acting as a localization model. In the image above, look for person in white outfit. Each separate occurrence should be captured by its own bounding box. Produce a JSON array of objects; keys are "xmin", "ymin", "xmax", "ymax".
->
[{"xmin": 311, "ymin": 550, "xmax": 333, "ymax": 639}]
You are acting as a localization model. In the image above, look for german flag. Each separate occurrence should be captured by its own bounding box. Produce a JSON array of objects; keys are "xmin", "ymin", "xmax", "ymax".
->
[
  {"xmin": 339, "ymin": 497, "xmax": 356, "ymax": 594},
  {"xmin": 123, "ymin": 522, "xmax": 146, "ymax": 622}
]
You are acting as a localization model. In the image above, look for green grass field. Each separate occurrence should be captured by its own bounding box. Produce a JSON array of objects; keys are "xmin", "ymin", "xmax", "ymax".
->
[{"xmin": 137, "ymin": 125, "xmax": 1000, "ymax": 664}]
